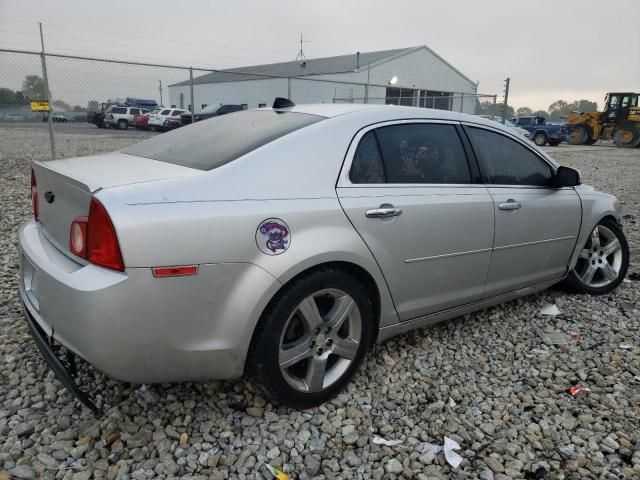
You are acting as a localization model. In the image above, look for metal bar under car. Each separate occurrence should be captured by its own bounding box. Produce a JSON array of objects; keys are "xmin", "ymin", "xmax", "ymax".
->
[{"xmin": 21, "ymin": 300, "xmax": 101, "ymax": 414}]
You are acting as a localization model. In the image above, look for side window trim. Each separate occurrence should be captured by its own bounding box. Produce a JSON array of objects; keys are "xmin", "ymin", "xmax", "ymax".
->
[
  {"xmin": 461, "ymin": 122, "xmax": 557, "ymax": 187},
  {"xmin": 339, "ymin": 119, "xmax": 480, "ymax": 188}
]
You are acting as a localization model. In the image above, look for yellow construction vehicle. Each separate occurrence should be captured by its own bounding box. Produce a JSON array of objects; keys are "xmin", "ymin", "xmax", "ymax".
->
[{"xmin": 567, "ymin": 92, "xmax": 640, "ymax": 147}]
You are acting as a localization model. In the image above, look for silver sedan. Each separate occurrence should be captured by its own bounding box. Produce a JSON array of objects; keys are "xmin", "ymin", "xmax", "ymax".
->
[{"xmin": 19, "ymin": 101, "xmax": 630, "ymax": 409}]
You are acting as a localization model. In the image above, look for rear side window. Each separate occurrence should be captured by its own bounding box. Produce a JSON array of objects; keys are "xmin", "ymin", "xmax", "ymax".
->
[
  {"xmin": 130, "ymin": 108, "xmax": 140, "ymax": 115},
  {"xmin": 123, "ymin": 110, "xmax": 324, "ymax": 171},
  {"xmin": 160, "ymin": 109, "xmax": 171, "ymax": 115},
  {"xmin": 376, "ymin": 123, "xmax": 471, "ymax": 184},
  {"xmin": 350, "ymin": 131, "xmax": 385, "ymax": 183},
  {"xmin": 171, "ymin": 110, "xmax": 183, "ymax": 116},
  {"xmin": 467, "ymin": 127, "xmax": 554, "ymax": 186}
]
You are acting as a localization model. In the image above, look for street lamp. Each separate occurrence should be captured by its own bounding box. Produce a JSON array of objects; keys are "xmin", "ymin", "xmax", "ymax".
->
[{"xmin": 389, "ymin": 76, "xmax": 398, "ymax": 86}]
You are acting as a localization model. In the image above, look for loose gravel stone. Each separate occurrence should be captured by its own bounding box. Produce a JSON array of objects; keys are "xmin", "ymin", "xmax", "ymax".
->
[{"xmin": 0, "ymin": 128, "xmax": 638, "ymax": 479}]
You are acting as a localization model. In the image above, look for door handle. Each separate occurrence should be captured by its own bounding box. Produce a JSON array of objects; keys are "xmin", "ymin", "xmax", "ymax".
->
[
  {"xmin": 499, "ymin": 199, "xmax": 521, "ymax": 211},
  {"xmin": 366, "ymin": 204, "xmax": 403, "ymax": 219}
]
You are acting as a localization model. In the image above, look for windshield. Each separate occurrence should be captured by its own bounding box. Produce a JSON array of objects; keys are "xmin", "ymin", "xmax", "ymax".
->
[
  {"xmin": 503, "ymin": 119, "xmax": 517, "ymax": 128},
  {"xmin": 122, "ymin": 110, "xmax": 324, "ymax": 171}
]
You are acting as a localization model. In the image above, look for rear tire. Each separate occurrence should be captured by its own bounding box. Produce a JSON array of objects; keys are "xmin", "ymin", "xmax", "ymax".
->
[
  {"xmin": 561, "ymin": 218, "xmax": 629, "ymax": 295},
  {"xmin": 614, "ymin": 127, "xmax": 640, "ymax": 148},
  {"xmin": 247, "ymin": 267, "xmax": 373, "ymax": 408},
  {"xmin": 534, "ymin": 132, "xmax": 548, "ymax": 146}
]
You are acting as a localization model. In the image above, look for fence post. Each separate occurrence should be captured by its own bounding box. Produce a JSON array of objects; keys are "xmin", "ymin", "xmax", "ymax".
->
[
  {"xmin": 459, "ymin": 93, "xmax": 464, "ymax": 113},
  {"xmin": 189, "ymin": 67, "xmax": 195, "ymax": 123},
  {"xmin": 287, "ymin": 77, "xmax": 292, "ymax": 99},
  {"xmin": 39, "ymin": 23, "xmax": 55, "ymax": 160},
  {"xmin": 491, "ymin": 95, "xmax": 497, "ymax": 120}
]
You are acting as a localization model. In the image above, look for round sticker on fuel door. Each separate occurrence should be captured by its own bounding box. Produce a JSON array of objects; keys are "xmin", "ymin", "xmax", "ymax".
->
[{"xmin": 256, "ymin": 218, "xmax": 291, "ymax": 255}]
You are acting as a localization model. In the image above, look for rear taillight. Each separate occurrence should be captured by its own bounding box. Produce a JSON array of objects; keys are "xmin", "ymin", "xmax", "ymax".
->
[
  {"xmin": 31, "ymin": 168, "xmax": 38, "ymax": 221},
  {"xmin": 70, "ymin": 198, "xmax": 124, "ymax": 272}
]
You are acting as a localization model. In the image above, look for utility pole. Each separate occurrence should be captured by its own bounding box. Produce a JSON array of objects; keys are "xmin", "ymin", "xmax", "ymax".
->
[
  {"xmin": 39, "ymin": 22, "xmax": 55, "ymax": 160},
  {"xmin": 158, "ymin": 80, "xmax": 163, "ymax": 106},
  {"xmin": 501, "ymin": 77, "xmax": 510, "ymax": 124}
]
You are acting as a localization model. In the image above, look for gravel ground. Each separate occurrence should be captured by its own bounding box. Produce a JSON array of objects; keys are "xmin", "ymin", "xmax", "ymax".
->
[{"xmin": 0, "ymin": 127, "xmax": 639, "ymax": 480}]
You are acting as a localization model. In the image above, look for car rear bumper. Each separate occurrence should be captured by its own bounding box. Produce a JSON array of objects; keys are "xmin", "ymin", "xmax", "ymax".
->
[{"xmin": 19, "ymin": 219, "xmax": 281, "ymax": 384}]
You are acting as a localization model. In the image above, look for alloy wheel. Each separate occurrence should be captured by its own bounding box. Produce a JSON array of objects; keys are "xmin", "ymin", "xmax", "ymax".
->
[
  {"xmin": 574, "ymin": 225, "xmax": 623, "ymax": 288},
  {"xmin": 278, "ymin": 289, "xmax": 362, "ymax": 393}
]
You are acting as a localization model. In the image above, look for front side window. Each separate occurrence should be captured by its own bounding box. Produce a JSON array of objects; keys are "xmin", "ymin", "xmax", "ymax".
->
[
  {"xmin": 130, "ymin": 108, "xmax": 140, "ymax": 115},
  {"xmin": 171, "ymin": 110, "xmax": 183, "ymax": 116},
  {"xmin": 112, "ymin": 107, "xmax": 126, "ymax": 114},
  {"xmin": 375, "ymin": 123, "xmax": 471, "ymax": 184},
  {"xmin": 516, "ymin": 117, "xmax": 531, "ymax": 126},
  {"xmin": 467, "ymin": 127, "xmax": 554, "ymax": 186},
  {"xmin": 160, "ymin": 109, "xmax": 171, "ymax": 115}
]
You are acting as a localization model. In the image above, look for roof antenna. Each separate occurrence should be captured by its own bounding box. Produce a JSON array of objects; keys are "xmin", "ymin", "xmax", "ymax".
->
[{"xmin": 295, "ymin": 33, "xmax": 311, "ymax": 62}]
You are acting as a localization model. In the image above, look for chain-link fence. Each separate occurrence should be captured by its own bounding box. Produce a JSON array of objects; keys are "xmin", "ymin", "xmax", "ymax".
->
[{"xmin": 1, "ymin": 45, "xmax": 499, "ymax": 160}]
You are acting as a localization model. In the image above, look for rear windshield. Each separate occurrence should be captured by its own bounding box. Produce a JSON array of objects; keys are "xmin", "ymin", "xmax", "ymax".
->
[{"xmin": 122, "ymin": 110, "xmax": 324, "ymax": 171}]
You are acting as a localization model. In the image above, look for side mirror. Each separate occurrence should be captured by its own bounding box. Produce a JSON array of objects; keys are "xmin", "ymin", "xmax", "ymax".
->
[{"xmin": 553, "ymin": 166, "xmax": 581, "ymax": 188}]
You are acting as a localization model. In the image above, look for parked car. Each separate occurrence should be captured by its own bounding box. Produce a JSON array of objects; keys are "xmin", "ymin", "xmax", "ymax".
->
[
  {"xmin": 162, "ymin": 116, "xmax": 182, "ymax": 130},
  {"xmin": 42, "ymin": 112, "xmax": 68, "ymax": 122},
  {"xmin": 148, "ymin": 108, "xmax": 187, "ymax": 130},
  {"xmin": 1, "ymin": 112, "xmax": 25, "ymax": 122},
  {"xmin": 20, "ymin": 103, "xmax": 629, "ymax": 410},
  {"xmin": 513, "ymin": 116, "xmax": 568, "ymax": 146},
  {"xmin": 133, "ymin": 110, "xmax": 154, "ymax": 130},
  {"xmin": 180, "ymin": 104, "xmax": 244, "ymax": 125},
  {"xmin": 103, "ymin": 106, "xmax": 149, "ymax": 130}
]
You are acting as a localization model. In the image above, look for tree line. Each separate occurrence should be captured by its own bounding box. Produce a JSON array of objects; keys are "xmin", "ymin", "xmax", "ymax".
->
[
  {"xmin": 0, "ymin": 75, "xmax": 99, "ymax": 112},
  {"xmin": 477, "ymin": 99, "xmax": 599, "ymax": 122}
]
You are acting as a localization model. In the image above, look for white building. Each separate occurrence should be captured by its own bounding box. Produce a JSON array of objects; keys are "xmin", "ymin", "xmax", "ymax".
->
[{"xmin": 169, "ymin": 46, "xmax": 478, "ymax": 114}]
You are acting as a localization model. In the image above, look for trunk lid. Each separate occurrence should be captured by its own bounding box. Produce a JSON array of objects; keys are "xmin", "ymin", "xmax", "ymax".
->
[{"xmin": 33, "ymin": 152, "xmax": 200, "ymax": 255}]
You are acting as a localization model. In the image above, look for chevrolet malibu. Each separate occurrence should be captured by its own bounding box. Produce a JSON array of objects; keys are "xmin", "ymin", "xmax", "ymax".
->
[{"xmin": 19, "ymin": 101, "xmax": 630, "ymax": 410}]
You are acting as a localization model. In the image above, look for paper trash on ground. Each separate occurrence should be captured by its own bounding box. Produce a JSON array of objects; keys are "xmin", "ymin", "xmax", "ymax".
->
[
  {"xmin": 419, "ymin": 442, "xmax": 443, "ymax": 454},
  {"xmin": 540, "ymin": 304, "xmax": 561, "ymax": 316},
  {"xmin": 372, "ymin": 436, "xmax": 404, "ymax": 447},
  {"xmin": 443, "ymin": 436, "xmax": 463, "ymax": 469}
]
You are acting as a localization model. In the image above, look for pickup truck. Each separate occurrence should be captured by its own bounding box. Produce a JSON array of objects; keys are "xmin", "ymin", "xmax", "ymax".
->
[{"xmin": 512, "ymin": 116, "xmax": 568, "ymax": 146}]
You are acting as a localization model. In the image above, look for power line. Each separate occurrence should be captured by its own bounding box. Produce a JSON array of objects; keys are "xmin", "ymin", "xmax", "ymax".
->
[{"xmin": 0, "ymin": 19, "xmax": 292, "ymax": 58}]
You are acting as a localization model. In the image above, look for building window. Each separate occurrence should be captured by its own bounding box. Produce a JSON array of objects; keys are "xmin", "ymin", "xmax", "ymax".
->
[
  {"xmin": 258, "ymin": 103, "xmax": 266, "ymax": 108},
  {"xmin": 385, "ymin": 87, "xmax": 415, "ymax": 106},
  {"xmin": 179, "ymin": 93, "xmax": 184, "ymax": 109},
  {"xmin": 420, "ymin": 91, "xmax": 452, "ymax": 110},
  {"xmin": 241, "ymin": 104, "xmax": 248, "ymax": 110}
]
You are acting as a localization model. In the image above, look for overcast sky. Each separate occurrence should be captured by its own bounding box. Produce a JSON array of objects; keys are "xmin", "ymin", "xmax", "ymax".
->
[{"xmin": 1, "ymin": 0, "xmax": 638, "ymax": 110}]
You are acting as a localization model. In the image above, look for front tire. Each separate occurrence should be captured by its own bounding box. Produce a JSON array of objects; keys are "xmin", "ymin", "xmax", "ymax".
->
[
  {"xmin": 568, "ymin": 125, "xmax": 588, "ymax": 145},
  {"xmin": 562, "ymin": 218, "xmax": 629, "ymax": 295},
  {"xmin": 117, "ymin": 119, "xmax": 128, "ymax": 130},
  {"xmin": 247, "ymin": 267, "xmax": 373, "ymax": 408}
]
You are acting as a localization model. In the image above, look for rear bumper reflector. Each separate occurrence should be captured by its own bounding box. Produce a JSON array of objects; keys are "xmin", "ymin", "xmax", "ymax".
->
[{"xmin": 152, "ymin": 265, "xmax": 199, "ymax": 278}]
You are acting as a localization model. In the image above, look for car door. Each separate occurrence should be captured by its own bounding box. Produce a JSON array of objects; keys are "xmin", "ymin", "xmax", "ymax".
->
[
  {"xmin": 337, "ymin": 121, "xmax": 495, "ymax": 321},
  {"xmin": 464, "ymin": 125, "xmax": 582, "ymax": 297}
]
